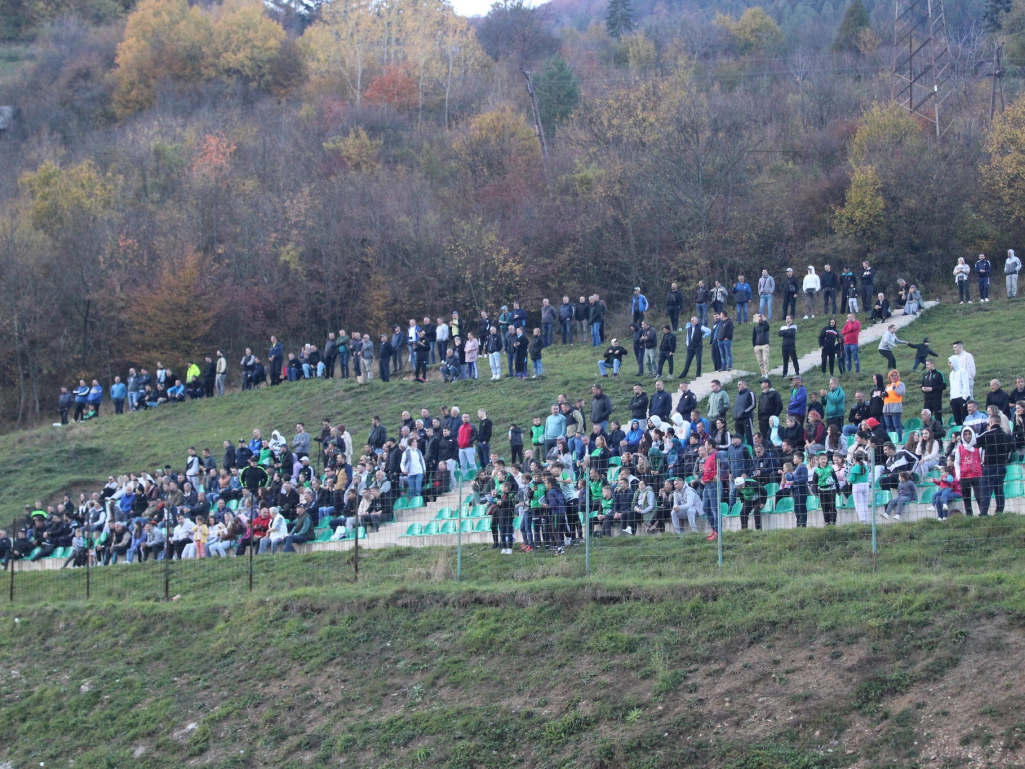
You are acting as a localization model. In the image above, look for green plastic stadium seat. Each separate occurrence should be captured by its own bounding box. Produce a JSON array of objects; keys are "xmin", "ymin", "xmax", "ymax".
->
[
  {"xmin": 421, "ymin": 521, "xmax": 438, "ymax": 536},
  {"xmin": 460, "ymin": 519, "xmax": 474, "ymax": 533},
  {"xmin": 226, "ymin": 498, "xmax": 239, "ymax": 512},
  {"xmin": 439, "ymin": 521, "xmax": 456, "ymax": 534},
  {"xmin": 874, "ymin": 490, "xmax": 891, "ymax": 507},
  {"xmin": 1005, "ymin": 464, "xmax": 1023, "ymax": 481},
  {"xmin": 838, "ymin": 494, "xmax": 855, "ymax": 509},
  {"xmin": 609, "ymin": 456, "xmax": 622, "ymax": 466},
  {"xmin": 774, "ymin": 497, "xmax": 794, "ymax": 513},
  {"xmin": 806, "ymin": 495, "xmax": 820, "ymax": 511},
  {"xmin": 1004, "ymin": 480, "xmax": 1024, "ymax": 499},
  {"xmin": 475, "ymin": 517, "xmax": 491, "ymax": 532},
  {"xmin": 315, "ymin": 527, "xmax": 332, "ymax": 542},
  {"xmin": 406, "ymin": 496, "xmax": 424, "ymax": 509},
  {"xmin": 763, "ymin": 483, "xmax": 780, "ymax": 498},
  {"xmin": 904, "ymin": 417, "xmax": 922, "ymax": 431},
  {"xmin": 760, "ymin": 498, "xmax": 774, "ymax": 514},
  {"xmin": 435, "ymin": 507, "xmax": 454, "ymax": 520},
  {"xmin": 918, "ymin": 487, "xmax": 936, "ymax": 504},
  {"xmin": 513, "ymin": 515, "xmax": 522, "ymax": 529}
]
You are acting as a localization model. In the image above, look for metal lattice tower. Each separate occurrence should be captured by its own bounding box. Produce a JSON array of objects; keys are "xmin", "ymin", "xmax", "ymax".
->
[{"xmin": 892, "ymin": 0, "xmax": 952, "ymax": 137}]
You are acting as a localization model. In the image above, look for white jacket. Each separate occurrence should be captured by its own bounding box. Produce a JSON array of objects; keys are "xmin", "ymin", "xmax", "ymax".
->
[
  {"xmin": 802, "ymin": 268, "xmax": 820, "ymax": 292},
  {"xmin": 948, "ymin": 356, "xmax": 972, "ymax": 400},
  {"xmin": 400, "ymin": 447, "xmax": 426, "ymax": 475},
  {"xmin": 953, "ymin": 262, "xmax": 970, "ymax": 283}
]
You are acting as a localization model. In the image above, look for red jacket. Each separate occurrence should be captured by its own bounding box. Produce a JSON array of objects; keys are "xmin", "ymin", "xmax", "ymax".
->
[
  {"xmin": 701, "ymin": 453, "xmax": 717, "ymax": 484},
  {"xmin": 841, "ymin": 320, "xmax": 861, "ymax": 345},
  {"xmin": 457, "ymin": 422, "xmax": 476, "ymax": 449}
]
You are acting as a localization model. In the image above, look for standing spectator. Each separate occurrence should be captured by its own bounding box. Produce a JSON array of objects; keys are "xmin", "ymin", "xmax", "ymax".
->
[
  {"xmin": 214, "ymin": 350, "xmax": 227, "ymax": 395},
  {"xmin": 820, "ymin": 263, "xmax": 838, "ymax": 315},
  {"xmin": 87, "ymin": 379, "xmax": 103, "ymax": 418},
  {"xmin": 953, "ymin": 256, "xmax": 971, "ymax": 303},
  {"xmin": 477, "ymin": 409, "xmax": 493, "ymax": 468},
  {"xmin": 649, "ymin": 380, "xmax": 672, "ymax": 422},
  {"xmin": 529, "ymin": 328, "xmax": 544, "ymax": 378},
  {"xmin": 778, "ymin": 316, "xmax": 799, "ymax": 377},
  {"xmin": 978, "ymin": 416, "xmax": 1015, "ymax": 515},
  {"xmin": 707, "ymin": 379, "xmax": 730, "ymax": 422},
  {"xmin": 657, "ymin": 325, "xmax": 676, "ymax": 376},
  {"xmin": 954, "ymin": 427, "xmax": 984, "ymax": 515},
  {"xmin": 710, "ymin": 280, "xmax": 728, "ymax": 315},
  {"xmin": 110, "ymin": 376, "xmax": 126, "ymax": 415},
  {"xmin": 824, "ymin": 377, "xmax": 845, "ymax": 431},
  {"xmin": 841, "ymin": 266, "xmax": 859, "ymax": 313},
  {"xmin": 360, "ymin": 334, "xmax": 374, "ymax": 382},
  {"xmin": 58, "ymin": 387, "xmax": 71, "ymax": 425},
  {"xmin": 588, "ymin": 295, "xmax": 605, "ymax": 347},
  {"xmin": 510, "ymin": 302, "xmax": 527, "ymax": 331},
  {"xmin": 401, "ymin": 438, "xmax": 427, "ymax": 499},
  {"xmin": 574, "ymin": 296, "xmax": 589, "ymax": 342},
  {"xmin": 630, "ymin": 321, "xmax": 644, "ymax": 376},
  {"xmin": 757, "ymin": 378, "xmax": 782, "ymax": 439},
  {"xmin": 841, "ymin": 313, "xmax": 861, "ymax": 374},
  {"xmin": 781, "ymin": 268, "xmax": 799, "ymax": 319},
  {"xmin": 631, "ymin": 286, "xmax": 648, "ymax": 323},
  {"xmin": 1005, "ymin": 249, "xmax": 1021, "ymax": 299},
  {"xmin": 540, "ymin": 298, "xmax": 556, "ymax": 347},
  {"xmin": 975, "ymin": 253, "xmax": 992, "ymax": 302},
  {"xmin": 268, "ymin": 336, "xmax": 283, "ymax": 386},
  {"xmin": 907, "ymin": 337, "xmax": 937, "ymax": 371},
  {"xmin": 559, "ymin": 296, "xmax": 574, "ymax": 344},
  {"xmin": 947, "ymin": 355, "xmax": 970, "ymax": 425},
  {"xmin": 882, "ymin": 369, "xmax": 906, "ymax": 442},
  {"xmin": 377, "ymin": 334, "xmax": 391, "ymax": 382},
  {"xmin": 413, "ymin": 330, "xmax": 430, "ymax": 382},
  {"xmin": 716, "ymin": 311, "xmax": 734, "ymax": 370},
  {"xmin": 757, "ymin": 269, "xmax": 775, "ymax": 320},
  {"xmin": 786, "ymin": 451, "xmax": 810, "ymax": 527},
  {"xmin": 434, "ymin": 316, "xmax": 450, "ymax": 363},
  {"xmin": 464, "ymin": 332, "xmax": 480, "ymax": 380},
  {"xmin": 694, "ymin": 280, "xmax": 710, "ymax": 327},
  {"xmin": 512, "ymin": 327, "xmax": 529, "ymax": 379},
  {"xmin": 732, "ymin": 275, "xmax": 752, "ymax": 323},
  {"xmin": 818, "ymin": 317, "xmax": 843, "ymax": 375},
  {"xmin": 859, "ymin": 260, "xmax": 875, "ymax": 314},
  {"xmin": 201, "ymin": 356, "xmax": 215, "ymax": 397},
  {"xmin": 679, "ymin": 317, "xmax": 710, "ymax": 379},
  {"xmin": 457, "ymin": 414, "xmax": 478, "ymax": 472},
  {"xmin": 629, "ymin": 384, "xmax": 648, "ymax": 420},
  {"xmin": 920, "ymin": 359, "xmax": 946, "ymax": 421},
  {"xmin": 699, "ymin": 440, "xmax": 719, "ymax": 541},
  {"xmin": 590, "ymin": 384, "xmax": 613, "ymax": 433},
  {"xmin": 324, "ymin": 331, "xmax": 337, "ymax": 378},
  {"xmin": 801, "ymin": 266, "xmax": 820, "ymax": 319},
  {"xmin": 751, "ymin": 313, "xmax": 771, "ymax": 376},
  {"xmin": 665, "ymin": 281, "xmax": 684, "ymax": 331},
  {"xmin": 641, "ymin": 321, "xmax": 658, "ymax": 376},
  {"xmin": 733, "ymin": 379, "xmax": 755, "ymax": 445},
  {"xmin": 240, "ymin": 348, "xmax": 255, "ymax": 390},
  {"xmin": 543, "ymin": 404, "xmax": 566, "ymax": 455},
  {"xmin": 985, "ymin": 378, "xmax": 1012, "ymax": 419},
  {"xmin": 484, "ymin": 326, "xmax": 502, "ymax": 380}
]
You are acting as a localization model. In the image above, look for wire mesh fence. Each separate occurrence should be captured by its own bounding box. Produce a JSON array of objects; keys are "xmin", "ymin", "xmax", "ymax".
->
[{"xmin": 6, "ymin": 460, "xmax": 1025, "ymax": 603}]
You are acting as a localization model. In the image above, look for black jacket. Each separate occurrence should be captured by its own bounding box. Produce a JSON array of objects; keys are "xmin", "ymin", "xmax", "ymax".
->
[
  {"xmin": 659, "ymin": 332, "xmax": 676, "ymax": 355},
  {"xmin": 368, "ymin": 424, "xmax": 387, "ymax": 449},
  {"xmin": 478, "ymin": 418, "xmax": 493, "ymax": 444},
  {"xmin": 751, "ymin": 321, "xmax": 770, "ymax": 346},
  {"xmin": 629, "ymin": 392, "xmax": 649, "ymax": 420},
  {"xmin": 649, "ymin": 391, "xmax": 672, "ymax": 421},
  {"xmin": 757, "ymin": 389, "xmax": 783, "ymax": 420},
  {"xmin": 676, "ymin": 390, "xmax": 698, "ymax": 418}
]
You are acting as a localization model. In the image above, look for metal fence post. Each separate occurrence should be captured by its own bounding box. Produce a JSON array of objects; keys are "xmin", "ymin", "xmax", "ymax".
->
[
  {"xmin": 85, "ymin": 539, "xmax": 91, "ymax": 600},
  {"xmin": 456, "ymin": 471, "xmax": 463, "ymax": 583},
  {"xmin": 352, "ymin": 518, "xmax": 359, "ymax": 583},
  {"xmin": 871, "ymin": 486, "xmax": 878, "ymax": 573},
  {"xmin": 716, "ymin": 455, "xmax": 723, "ymax": 570},
  {"xmin": 584, "ymin": 480, "xmax": 591, "ymax": 577},
  {"xmin": 163, "ymin": 512, "xmax": 170, "ymax": 601},
  {"xmin": 8, "ymin": 555, "xmax": 14, "ymax": 603}
]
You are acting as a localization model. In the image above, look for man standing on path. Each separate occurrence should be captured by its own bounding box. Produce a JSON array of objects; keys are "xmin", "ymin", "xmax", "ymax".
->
[
  {"xmin": 679, "ymin": 317, "xmax": 710, "ymax": 379},
  {"xmin": 665, "ymin": 282, "xmax": 684, "ymax": 332},
  {"xmin": 559, "ymin": 296, "xmax": 574, "ymax": 344},
  {"xmin": 860, "ymin": 261, "xmax": 875, "ymax": 314},
  {"xmin": 802, "ymin": 266, "xmax": 820, "ymax": 319},
  {"xmin": 757, "ymin": 269, "xmax": 775, "ymax": 320},
  {"xmin": 779, "ymin": 316, "xmax": 799, "ymax": 377},
  {"xmin": 268, "ymin": 336, "xmax": 283, "ymax": 386},
  {"xmin": 841, "ymin": 313, "xmax": 861, "ymax": 374},
  {"xmin": 694, "ymin": 280, "xmax": 710, "ymax": 328},
  {"xmin": 541, "ymin": 298, "xmax": 556, "ymax": 348},
  {"xmin": 751, "ymin": 313, "xmax": 771, "ymax": 377},
  {"xmin": 717, "ymin": 311, "xmax": 734, "ymax": 371},
  {"xmin": 641, "ymin": 321, "xmax": 658, "ymax": 377}
]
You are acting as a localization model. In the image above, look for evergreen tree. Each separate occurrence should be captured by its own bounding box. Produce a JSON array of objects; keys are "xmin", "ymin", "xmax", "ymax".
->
[
  {"xmin": 606, "ymin": 0, "xmax": 634, "ymax": 40},
  {"xmin": 833, "ymin": 0, "xmax": 870, "ymax": 53},
  {"xmin": 535, "ymin": 57, "xmax": 580, "ymax": 140},
  {"xmin": 984, "ymin": 0, "xmax": 1012, "ymax": 32}
]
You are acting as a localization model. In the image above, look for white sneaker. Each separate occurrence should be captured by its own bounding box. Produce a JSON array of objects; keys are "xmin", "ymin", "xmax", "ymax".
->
[
  {"xmin": 624, "ymin": 526, "xmax": 633, "ymax": 535},
  {"xmin": 802, "ymin": 315, "xmax": 809, "ymax": 319},
  {"xmin": 893, "ymin": 514, "xmax": 901, "ymax": 521},
  {"xmin": 881, "ymin": 512, "xmax": 890, "ymax": 519}
]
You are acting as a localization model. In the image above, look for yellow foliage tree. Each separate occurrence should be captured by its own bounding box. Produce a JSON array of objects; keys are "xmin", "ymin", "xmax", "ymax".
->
[
  {"xmin": 834, "ymin": 165, "xmax": 886, "ymax": 244},
  {"xmin": 323, "ymin": 127, "xmax": 382, "ymax": 172},
  {"xmin": 982, "ymin": 94, "xmax": 1025, "ymax": 227},
  {"xmin": 113, "ymin": 0, "xmax": 213, "ymax": 116},
  {"xmin": 456, "ymin": 105, "xmax": 539, "ymax": 186},
  {"xmin": 19, "ymin": 160, "xmax": 119, "ymax": 243},
  {"xmin": 849, "ymin": 100, "xmax": 925, "ymax": 169},
  {"xmin": 715, "ymin": 7, "xmax": 784, "ymax": 53},
  {"xmin": 211, "ymin": 0, "xmax": 286, "ymax": 90}
]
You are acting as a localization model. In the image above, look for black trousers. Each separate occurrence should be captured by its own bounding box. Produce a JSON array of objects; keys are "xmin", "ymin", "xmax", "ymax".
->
[
  {"xmin": 879, "ymin": 348, "xmax": 896, "ymax": 370},
  {"xmin": 781, "ymin": 348, "xmax": 799, "ymax": 377},
  {"xmin": 782, "ymin": 292, "xmax": 797, "ymax": 318},
  {"xmin": 657, "ymin": 352, "xmax": 674, "ymax": 376},
  {"xmin": 950, "ymin": 398, "xmax": 967, "ymax": 426},
  {"xmin": 681, "ymin": 347, "xmax": 702, "ymax": 378}
]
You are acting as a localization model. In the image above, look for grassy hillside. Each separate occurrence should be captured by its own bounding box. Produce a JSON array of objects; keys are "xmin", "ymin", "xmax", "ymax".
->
[
  {"xmin": 4, "ymin": 519, "xmax": 1025, "ymax": 768},
  {"xmin": 3, "ymin": 299, "xmax": 1023, "ymax": 522}
]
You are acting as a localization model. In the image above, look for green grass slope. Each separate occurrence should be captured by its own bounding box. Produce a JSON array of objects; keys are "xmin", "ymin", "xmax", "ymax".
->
[
  {"xmin": 1, "ymin": 299, "xmax": 1021, "ymax": 520},
  {"xmin": 4, "ymin": 520, "xmax": 1025, "ymax": 768}
]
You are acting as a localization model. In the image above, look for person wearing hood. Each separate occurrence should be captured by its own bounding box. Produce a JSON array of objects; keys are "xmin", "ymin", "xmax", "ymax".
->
[
  {"xmin": 802, "ymin": 266, "xmax": 820, "ymax": 319},
  {"xmin": 1005, "ymin": 249, "xmax": 1022, "ymax": 298},
  {"xmin": 948, "ymin": 354, "xmax": 973, "ymax": 426},
  {"xmin": 954, "ymin": 426, "xmax": 984, "ymax": 515}
]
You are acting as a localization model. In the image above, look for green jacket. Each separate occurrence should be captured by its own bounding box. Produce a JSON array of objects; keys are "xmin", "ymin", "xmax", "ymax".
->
[{"xmin": 824, "ymin": 386, "xmax": 846, "ymax": 420}]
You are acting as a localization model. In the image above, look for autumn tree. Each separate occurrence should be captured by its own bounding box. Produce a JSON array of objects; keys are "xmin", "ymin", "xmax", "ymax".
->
[
  {"xmin": 833, "ymin": 0, "xmax": 871, "ymax": 54},
  {"xmin": 983, "ymin": 94, "xmax": 1025, "ymax": 231},
  {"xmin": 211, "ymin": 0, "xmax": 287, "ymax": 90},
  {"xmin": 113, "ymin": 0, "xmax": 213, "ymax": 116},
  {"xmin": 715, "ymin": 7, "xmax": 784, "ymax": 53},
  {"xmin": 605, "ymin": 0, "xmax": 634, "ymax": 40},
  {"xmin": 128, "ymin": 250, "xmax": 220, "ymax": 373}
]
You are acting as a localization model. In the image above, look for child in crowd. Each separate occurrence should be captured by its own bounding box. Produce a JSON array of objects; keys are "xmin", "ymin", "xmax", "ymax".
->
[
  {"xmin": 883, "ymin": 471, "xmax": 916, "ymax": 520},
  {"xmin": 813, "ymin": 453, "xmax": 838, "ymax": 525},
  {"xmin": 509, "ymin": 424, "xmax": 523, "ymax": 466}
]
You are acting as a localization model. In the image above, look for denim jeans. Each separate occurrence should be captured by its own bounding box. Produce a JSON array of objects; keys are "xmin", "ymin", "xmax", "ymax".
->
[
  {"xmin": 695, "ymin": 303, "xmax": 708, "ymax": 327},
  {"xmin": 458, "ymin": 447, "xmax": 477, "ymax": 471},
  {"xmin": 701, "ymin": 482, "xmax": 718, "ymax": 532},
  {"xmin": 488, "ymin": 352, "xmax": 501, "ymax": 378},
  {"xmin": 561, "ymin": 318, "xmax": 573, "ymax": 344},
  {"xmin": 406, "ymin": 473, "xmax": 423, "ymax": 498},
  {"xmin": 844, "ymin": 343, "xmax": 860, "ymax": 373},
  {"xmin": 598, "ymin": 359, "xmax": 621, "ymax": 376},
  {"xmin": 466, "ymin": 361, "xmax": 478, "ymax": 379},
  {"xmin": 882, "ymin": 413, "xmax": 903, "ymax": 441},
  {"xmin": 718, "ymin": 340, "xmax": 733, "ymax": 369},
  {"xmin": 979, "ymin": 276, "xmax": 990, "ymax": 300},
  {"xmin": 591, "ymin": 322, "xmax": 602, "ymax": 346},
  {"xmin": 542, "ymin": 322, "xmax": 554, "ymax": 347},
  {"xmin": 532, "ymin": 359, "xmax": 543, "ymax": 376},
  {"xmin": 735, "ymin": 302, "xmax": 748, "ymax": 323}
]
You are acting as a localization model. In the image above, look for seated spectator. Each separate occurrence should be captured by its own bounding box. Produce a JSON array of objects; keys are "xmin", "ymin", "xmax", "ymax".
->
[{"xmin": 167, "ymin": 380, "xmax": 186, "ymax": 402}]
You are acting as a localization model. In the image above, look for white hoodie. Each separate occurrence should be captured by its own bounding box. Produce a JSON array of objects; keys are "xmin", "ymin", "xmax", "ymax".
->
[
  {"xmin": 948, "ymin": 356, "xmax": 972, "ymax": 400},
  {"xmin": 802, "ymin": 267, "xmax": 820, "ymax": 293}
]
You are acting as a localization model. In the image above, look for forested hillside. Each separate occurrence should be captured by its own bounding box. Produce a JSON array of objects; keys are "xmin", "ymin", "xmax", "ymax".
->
[{"xmin": 0, "ymin": 0, "xmax": 1023, "ymax": 427}]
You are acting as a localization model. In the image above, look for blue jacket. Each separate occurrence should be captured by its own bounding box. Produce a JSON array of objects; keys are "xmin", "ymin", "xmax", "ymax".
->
[
  {"xmin": 111, "ymin": 382, "xmax": 127, "ymax": 400},
  {"xmin": 87, "ymin": 385, "xmax": 103, "ymax": 404},
  {"xmin": 788, "ymin": 386, "xmax": 807, "ymax": 416},
  {"xmin": 733, "ymin": 282, "xmax": 752, "ymax": 302},
  {"xmin": 510, "ymin": 308, "xmax": 528, "ymax": 329},
  {"xmin": 74, "ymin": 385, "xmax": 89, "ymax": 403},
  {"xmin": 632, "ymin": 294, "xmax": 649, "ymax": 313}
]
